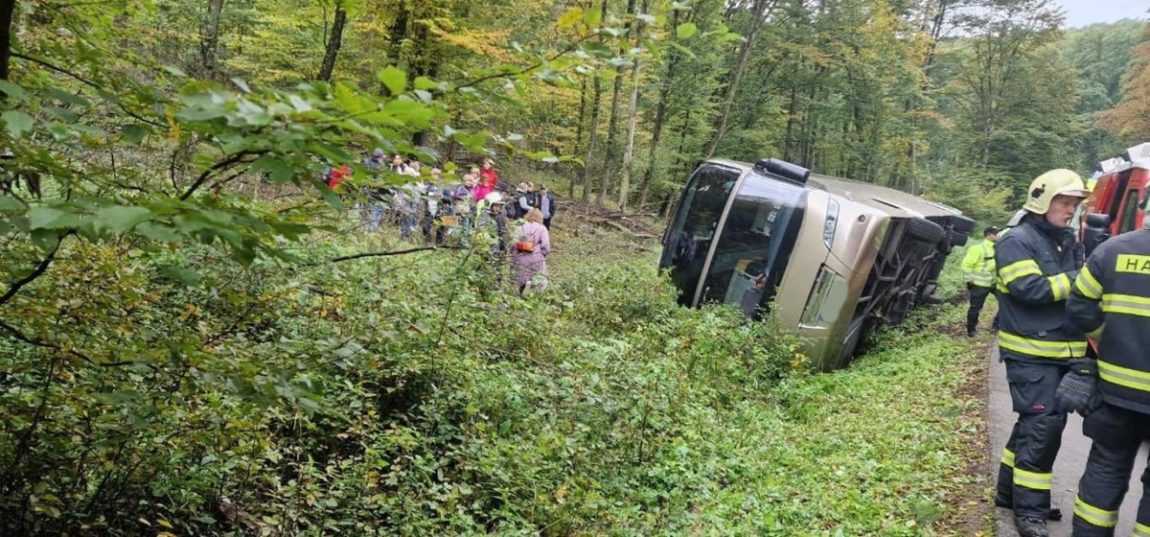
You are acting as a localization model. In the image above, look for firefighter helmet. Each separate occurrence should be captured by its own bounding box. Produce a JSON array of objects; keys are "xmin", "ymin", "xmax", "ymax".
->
[{"xmin": 1022, "ymin": 169, "xmax": 1088, "ymax": 214}]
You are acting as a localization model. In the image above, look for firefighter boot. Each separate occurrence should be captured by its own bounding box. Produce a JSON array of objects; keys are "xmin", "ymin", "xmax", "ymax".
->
[{"xmin": 1014, "ymin": 515, "xmax": 1049, "ymax": 537}]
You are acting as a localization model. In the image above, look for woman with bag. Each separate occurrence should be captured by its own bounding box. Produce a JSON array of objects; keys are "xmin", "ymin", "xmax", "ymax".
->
[{"xmin": 512, "ymin": 208, "xmax": 551, "ymax": 295}]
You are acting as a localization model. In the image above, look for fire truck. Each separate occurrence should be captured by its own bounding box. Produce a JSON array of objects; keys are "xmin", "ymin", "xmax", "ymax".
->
[{"xmin": 1082, "ymin": 142, "xmax": 1150, "ymax": 255}]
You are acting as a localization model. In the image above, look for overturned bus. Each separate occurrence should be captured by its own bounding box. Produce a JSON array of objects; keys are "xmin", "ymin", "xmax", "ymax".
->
[{"xmin": 659, "ymin": 158, "xmax": 974, "ymax": 370}]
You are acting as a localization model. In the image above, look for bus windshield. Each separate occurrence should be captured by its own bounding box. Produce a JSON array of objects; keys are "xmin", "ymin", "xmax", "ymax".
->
[
  {"xmin": 660, "ymin": 165, "xmax": 742, "ymax": 305},
  {"xmin": 697, "ymin": 172, "xmax": 807, "ymax": 318}
]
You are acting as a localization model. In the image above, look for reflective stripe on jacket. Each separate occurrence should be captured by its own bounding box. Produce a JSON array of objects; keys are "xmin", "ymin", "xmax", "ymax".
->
[
  {"xmin": 994, "ymin": 216, "xmax": 1086, "ymax": 361},
  {"xmin": 962, "ymin": 239, "xmax": 996, "ymax": 288},
  {"xmin": 1067, "ymin": 229, "xmax": 1150, "ymax": 414}
]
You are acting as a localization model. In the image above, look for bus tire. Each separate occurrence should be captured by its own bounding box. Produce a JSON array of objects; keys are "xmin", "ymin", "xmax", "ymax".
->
[{"xmin": 905, "ymin": 217, "xmax": 945, "ymax": 244}]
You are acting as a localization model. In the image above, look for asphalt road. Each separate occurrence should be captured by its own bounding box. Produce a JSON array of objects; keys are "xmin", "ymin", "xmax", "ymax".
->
[{"xmin": 989, "ymin": 344, "xmax": 1149, "ymax": 536}]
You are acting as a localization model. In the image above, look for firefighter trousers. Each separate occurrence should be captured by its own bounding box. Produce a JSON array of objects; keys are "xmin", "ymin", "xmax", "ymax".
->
[
  {"xmin": 995, "ymin": 358, "xmax": 1070, "ymax": 518},
  {"xmin": 1071, "ymin": 402, "xmax": 1150, "ymax": 536},
  {"xmin": 967, "ymin": 284, "xmax": 993, "ymax": 334}
]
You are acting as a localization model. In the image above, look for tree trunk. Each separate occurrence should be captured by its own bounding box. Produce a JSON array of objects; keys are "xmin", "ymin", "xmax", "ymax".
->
[
  {"xmin": 388, "ymin": 2, "xmax": 409, "ymax": 64},
  {"xmin": 638, "ymin": 7, "xmax": 682, "ymax": 210},
  {"xmin": 581, "ymin": 74, "xmax": 603, "ymax": 203},
  {"xmin": 0, "ymin": 0, "xmax": 14, "ymax": 81},
  {"xmin": 200, "ymin": 0, "xmax": 226, "ymax": 79},
  {"xmin": 676, "ymin": 108, "xmax": 692, "ymax": 178},
  {"xmin": 704, "ymin": 0, "xmax": 773, "ymax": 159},
  {"xmin": 410, "ymin": 19, "xmax": 438, "ymax": 147},
  {"xmin": 618, "ymin": 0, "xmax": 649, "ymax": 213},
  {"xmin": 782, "ymin": 86, "xmax": 799, "ymax": 161},
  {"xmin": 599, "ymin": 0, "xmax": 631, "ymax": 207},
  {"xmin": 580, "ymin": 0, "xmax": 610, "ymax": 203},
  {"xmin": 317, "ymin": 6, "xmax": 347, "ymax": 82},
  {"xmin": 572, "ymin": 76, "xmax": 587, "ymax": 199}
]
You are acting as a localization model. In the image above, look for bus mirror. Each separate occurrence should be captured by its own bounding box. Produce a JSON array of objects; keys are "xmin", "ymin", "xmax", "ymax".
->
[
  {"xmin": 1086, "ymin": 213, "xmax": 1110, "ymax": 229},
  {"xmin": 754, "ymin": 158, "xmax": 810, "ymax": 184}
]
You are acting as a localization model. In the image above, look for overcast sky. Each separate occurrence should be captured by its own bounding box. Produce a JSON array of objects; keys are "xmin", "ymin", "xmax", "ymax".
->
[{"xmin": 1057, "ymin": 0, "xmax": 1147, "ymax": 28}]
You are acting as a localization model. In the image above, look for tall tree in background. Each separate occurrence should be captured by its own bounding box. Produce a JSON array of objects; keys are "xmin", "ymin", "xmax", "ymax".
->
[
  {"xmin": 200, "ymin": 0, "xmax": 226, "ymax": 79},
  {"xmin": 950, "ymin": 0, "xmax": 1062, "ymax": 167},
  {"xmin": 1100, "ymin": 23, "xmax": 1150, "ymax": 145},
  {"xmin": 637, "ymin": 4, "xmax": 683, "ymax": 210},
  {"xmin": 618, "ymin": 0, "xmax": 649, "ymax": 212},
  {"xmin": 600, "ymin": 0, "xmax": 636, "ymax": 205},
  {"xmin": 1065, "ymin": 19, "xmax": 1144, "ymax": 165},
  {"xmin": 581, "ymin": 0, "xmax": 610, "ymax": 203},
  {"xmin": 703, "ymin": 0, "xmax": 772, "ymax": 158},
  {"xmin": 318, "ymin": 2, "xmax": 349, "ymax": 81}
]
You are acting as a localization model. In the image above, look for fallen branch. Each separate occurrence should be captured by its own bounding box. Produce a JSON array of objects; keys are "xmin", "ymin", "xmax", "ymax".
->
[
  {"xmin": 581, "ymin": 215, "xmax": 659, "ymax": 239},
  {"xmin": 328, "ymin": 245, "xmax": 457, "ymax": 263}
]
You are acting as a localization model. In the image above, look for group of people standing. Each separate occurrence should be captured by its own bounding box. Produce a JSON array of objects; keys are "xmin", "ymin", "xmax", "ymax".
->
[
  {"xmin": 331, "ymin": 152, "xmax": 556, "ymax": 296},
  {"xmin": 962, "ymin": 169, "xmax": 1150, "ymax": 537}
]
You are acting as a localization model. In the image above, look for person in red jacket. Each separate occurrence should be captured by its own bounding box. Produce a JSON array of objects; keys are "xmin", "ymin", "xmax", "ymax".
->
[
  {"xmin": 479, "ymin": 158, "xmax": 499, "ymax": 192},
  {"xmin": 326, "ymin": 163, "xmax": 351, "ymax": 189}
]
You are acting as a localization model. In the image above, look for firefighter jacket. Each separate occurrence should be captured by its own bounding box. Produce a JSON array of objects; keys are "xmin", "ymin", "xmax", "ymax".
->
[
  {"xmin": 994, "ymin": 215, "xmax": 1087, "ymax": 361},
  {"xmin": 1067, "ymin": 229, "xmax": 1150, "ymax": 415},
  {"xmin": 961, "ymin": 239, "xmax": 996, "ymax": 288}
]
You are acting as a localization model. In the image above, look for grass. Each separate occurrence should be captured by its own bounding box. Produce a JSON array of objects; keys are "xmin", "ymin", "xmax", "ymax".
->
[{"xmin": 625, "ymin": 303, "xmax": 986, "ymax": 536}]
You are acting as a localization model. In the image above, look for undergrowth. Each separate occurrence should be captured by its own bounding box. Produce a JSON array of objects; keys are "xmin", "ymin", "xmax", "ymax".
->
[{"xmin": 1, "ymin": 225, "xmax": 981, "ymax": 536}]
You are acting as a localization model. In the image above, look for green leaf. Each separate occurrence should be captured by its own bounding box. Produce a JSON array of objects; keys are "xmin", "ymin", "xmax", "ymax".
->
[
  {"xmin": 0, "ymin": 195, "xmax": 23, "ymax": 213},
  {"xmin": 159, "ymin": 265, "xmax": 202, "ymax": 286},
  {"xmin": 454, "ymin": 131, "xmax": 490, "ymax": 153},
  {"xmin": 288, "ymin": 94, "xmax": 313, "ymax": 113},
  {"xmin": 252, "ymin": 156, "xmax": 295, "ymax": 183},
  {"xmin": 93, "ymin": 205, "xmax": 153, "ymax": 234},
  {"xmin": 332, "ymin": 83, "xmax": 374, "ymax": 114},
  {"xmin": 583, "ymin": 4, "xmax": 602, "ymax": 27},
  {"xmin": 3, "ymin": 111, "xmax": 34, "ymax": 138},
  {"xmin": 0, "ymin": 80, "xmax": 25, "ymax": 101},
  {"xmin": 377, "ymin": 67, "xmax": 407, "ymax": 96},
  {"xmin": 321, "ymin": 188, "xmax": 343, "ymax": 209},
  {"xmin": 413, "ymin": 76, "xmax": 439, "ymax": 91},
  {"xmin": 557, "ymin": 7, "xmax": 583, "ymax": 29},
  {"xmin": 676, "ymin": 22, "xmax": 698, "ymax": 39},
  {"xmin": 385, "ymin": 98, "xmax": 433, "ymax": 128},
  {"xmin": 46, "ymin": 88, "xmax": 88, "ymax": 107},
  {"xmin": 27, "ymin": 207, "xmax": 82, "ymax": 230},
  {"xmin": 669, "ymin": 42, "xmax": 697, "ymax": 60},
  {"xmin": 136, "ymin": 222, "xmax": 182, "ymax": 242},
  {"xmin": 30, "ymin": 229, "xmax": 60, "ymax": 249},
  {"xmin": 231, "ymin": 78, "xmax": 252, "ymax": 93},
  {"xmin": 121, "ymin": 125, "xmax": 149, "ymax": 144}
]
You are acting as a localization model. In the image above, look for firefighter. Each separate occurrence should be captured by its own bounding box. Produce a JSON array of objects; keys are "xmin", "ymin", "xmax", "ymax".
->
[
  {"xmin": 1063, "ymin": 225, "xmax": 1150, "ymax": 536},
  {"xmin": 993, "ymin": 169, "xmax": 1090, "ymax": 537},
  {"xmin": 963, "ymin": 226, "xmax": 1000, "ymax": 336}
]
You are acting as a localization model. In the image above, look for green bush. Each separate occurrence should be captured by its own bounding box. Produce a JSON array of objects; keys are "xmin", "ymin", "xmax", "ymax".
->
[{"xmin": 0, "ymin": 231, "xmax": 802, "ymax": 535}]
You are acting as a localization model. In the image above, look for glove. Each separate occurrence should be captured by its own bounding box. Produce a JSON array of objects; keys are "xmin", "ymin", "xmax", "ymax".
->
[{"xmin": 1055, "ymin": 359, "xmax": 1100, "ymax": 416}]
